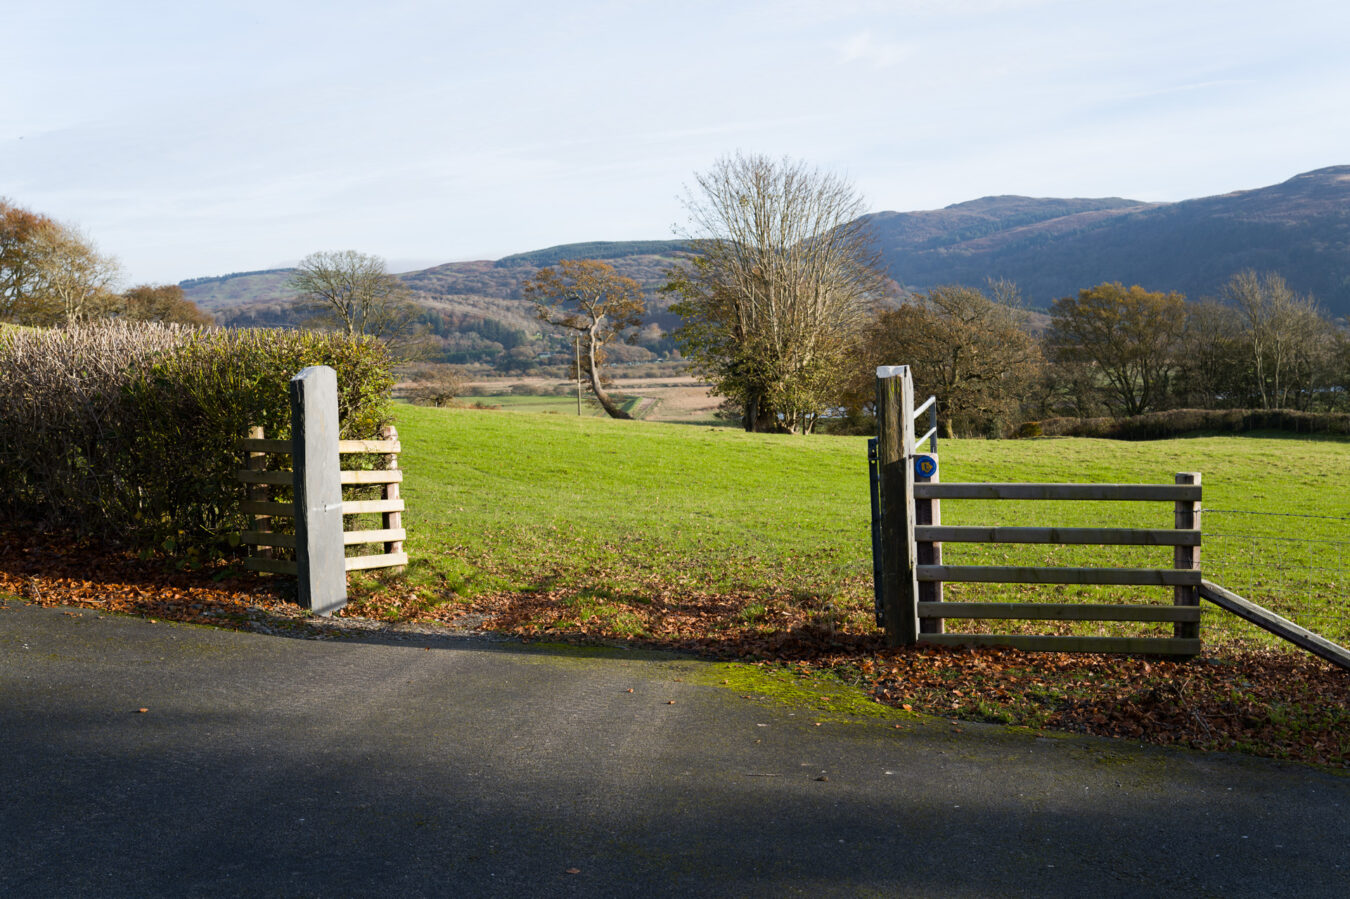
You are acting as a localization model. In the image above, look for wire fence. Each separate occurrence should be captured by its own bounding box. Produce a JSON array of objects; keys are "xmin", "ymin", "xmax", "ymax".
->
[{"xmin": 1201, "ymin": 509, "xmax": 1349, "ymax": 651}]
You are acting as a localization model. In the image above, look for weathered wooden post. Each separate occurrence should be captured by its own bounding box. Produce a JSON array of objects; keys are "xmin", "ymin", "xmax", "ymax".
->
[
  {"xmin": 1174, "ymin": 472, "xmax": 1201, "ymax": 640},
  {"xmin": 915, "ymin": 451, "xmax": 943, "ymax": 634},
  {"xmin": 291, "ymin": 366, "xmax": 346, "ymax": 616},
  {"xmin": 245, "ymin": 425, "xmax": 273, "ymax": 561},
  {"xmin": 875, "ymin": 366, "xmax": 919, "ymax": 646},
  {"xmin": 379, "ymin": 424, "xmax": 405, "ymax": 573}
]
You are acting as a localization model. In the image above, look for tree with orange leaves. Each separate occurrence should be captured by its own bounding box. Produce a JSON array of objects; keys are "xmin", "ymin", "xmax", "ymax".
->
[
  {"xmin": 523, "ymin": 259, "xmax": 645, "ymax": 420},
  {"xmin": 1, "ymin": 198, "xmax": 121, "ymax": 324}
]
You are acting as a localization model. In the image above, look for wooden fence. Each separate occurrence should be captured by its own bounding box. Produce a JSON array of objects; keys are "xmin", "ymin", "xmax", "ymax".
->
[
  {"xmin": 236, "ymin": 426, "xmax": 407, "ymax": 575},
  {"xmin": 233, "ymin": 366, "xmax": 406, "ymax": 615},
  {"xmin": 873, "ymin": 365, "xmax": 1202, "ymax": 656}
]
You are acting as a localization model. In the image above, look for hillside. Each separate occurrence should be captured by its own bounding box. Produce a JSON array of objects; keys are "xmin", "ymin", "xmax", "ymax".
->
[
  {"xmin": 399, "ymin": 242, "xmax": 686, "ymax": 314},
  {"xmin": 862, "ymin": 196, "xmax": 1151, "ymax": 249},
  {"xmin": 865, "ymin": 166, "xmax": 1350, "ymax": 311},
  {"xmin": 180, "ymin": 166, "xmax": 1350, "ymax": 362},
  {"xmin": 185, "ymin": 241, "xmax": 690, "ymax": 364},
  {"xmin": 178, "ymin": 269, "xmax": 295, "ymax": 312}
]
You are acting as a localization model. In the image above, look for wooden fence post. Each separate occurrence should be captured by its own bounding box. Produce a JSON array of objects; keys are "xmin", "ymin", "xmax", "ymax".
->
[
  {"xmin": 246, "ymin": 425, "xmax": 272, "ymax": 561},
  {"xmin": 379, "ymin": 424, "xmax": 405, "ymax": 572},
  {"xmin": 875, "ymin": 366, "xmax": 919, "ymax": 646},
  {"xmin": 291, "ymin": 366, "xmax": 347, "ymax": 616},
  {"xmin": 916, "ymin": 452, "xmax": 942, "ymax": 634},
  {"xmin": 1174, "ymin": 472, "xmax": 1201, "ymax": 639}
]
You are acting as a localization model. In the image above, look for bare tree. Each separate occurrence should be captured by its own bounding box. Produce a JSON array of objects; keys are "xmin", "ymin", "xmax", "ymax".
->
[
  {"xmin": 664, "ymin": 153, "xmax": 885, "ymax": 433},
  {"xmin": 403, "ymin": 364, "xmax": 467, "ymax": 407},
  {"xmin": 289, "ymin": 251, "xmax": 425, "ymax": 358},
  {"xmin": 1334, "ymin": 324, "xmax": 1350, "ymax": 409},
  {"xmin": 1173, "ymin": 300, "xmax": 1245, "ymax": 408},
  {"xmin": 1223, "ymin": 270, "xmax": 1334, "ymax": 410},
  {"xmin": 523, "ymin": 259, "xmax": 644, "ymax": 420}
]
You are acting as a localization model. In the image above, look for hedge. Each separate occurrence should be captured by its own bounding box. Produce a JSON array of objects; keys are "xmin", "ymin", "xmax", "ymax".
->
[
  {"xmin": 1030, "ymin": 408, "xmax": 1350, "ymax": 440},
  {"xmin": 0, "ymin": 321, "xmax": 393, "ymax": 554}
]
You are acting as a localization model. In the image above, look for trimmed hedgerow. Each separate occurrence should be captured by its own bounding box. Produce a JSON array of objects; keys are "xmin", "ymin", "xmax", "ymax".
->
[
  {"xmin": 1032, "ymin": 408, "xmax": 1350, "ymax": 440},
  {"xmin": 0, "ymin": 321, "xmax": 393, "ymax": 553}
]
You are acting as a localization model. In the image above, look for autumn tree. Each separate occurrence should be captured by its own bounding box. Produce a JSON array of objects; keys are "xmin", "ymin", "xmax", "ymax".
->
[
  {"xmin": 403, "ymin": 364, "xmax": 467, "ymax": 407},
  {"xmin": 1047, "ymin": 282, "xmax": 1186, "ymax": 416},
  {"xmin": 117, "ymin": 284, "xmax": 213, "ymax": 326},
  {"xmin": 522, "ymin": 259, "xmax": 645, "ymax": 420},
  {"xmin": 289, "ymin": 250, "xmax": 425, "ymax": 359},
  {"xmin": 664, "ymin": 153, "xmax": 885, "ymax": 434},
  {"xmin": 851, "ymin": 284, "xmax": 1042, "ymax": 436},
  {"xmin": 0, "ymin": 199, "xmax": 51, "ymax": 321},
  {"xmin": 1, "ymin": 199, "xmax": 121, "ymax": 324}
]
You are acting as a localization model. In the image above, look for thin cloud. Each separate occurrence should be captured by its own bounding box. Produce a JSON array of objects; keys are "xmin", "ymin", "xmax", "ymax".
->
[{"xmin": 836, "ymin": 32, "xmax": 913, "ymax": 68}]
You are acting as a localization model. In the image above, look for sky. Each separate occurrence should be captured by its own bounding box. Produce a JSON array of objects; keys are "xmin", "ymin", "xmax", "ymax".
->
[{"xmin": 4, "ymin": 0, "xmax": 1348, "ymax": 285}]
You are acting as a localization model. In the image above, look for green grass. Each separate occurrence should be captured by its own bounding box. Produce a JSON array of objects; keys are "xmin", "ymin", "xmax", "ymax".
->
[
  {"xmin": 457, "ymin": 393, "xmax": 647, "ymax": 417},
  {"xmin": 388, "ymin": 404, "xmax": 1349, "ymax": 648},
  {"xmin": 393, "ymin": 403, "xmax": 871, "ymax": 602}
]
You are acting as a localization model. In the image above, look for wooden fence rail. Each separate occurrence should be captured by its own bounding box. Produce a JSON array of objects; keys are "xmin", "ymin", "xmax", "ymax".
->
[
  {"xmin": 235, "ymin": 429, "xmax": 408, "ymax": 576},
  {"xmin": 1198, "ymin": 580, "xmax": 1350, "ymax": 671},
  {"xmin": 872, "ymin": 365, "xmax": 1202, "ymax": 656},
  {"xmin": 906, "ymin": 472, "xmax": 1203, "ymax": 656}
]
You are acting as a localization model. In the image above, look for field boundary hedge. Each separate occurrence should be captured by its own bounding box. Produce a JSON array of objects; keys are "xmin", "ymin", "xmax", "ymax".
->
[
  {"xmin": 1030, "ymin": 408, "xmax": 1350, "ymax": 440},
  {"xmin": 0, "ymin": 322, "xmax": 392, "ymax": 554}
]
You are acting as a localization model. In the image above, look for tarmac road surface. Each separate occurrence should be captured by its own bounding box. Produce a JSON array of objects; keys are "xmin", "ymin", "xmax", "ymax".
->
[{"xmin": 2, "ymin": 599, "xmax": 1347, "ymax": 897}]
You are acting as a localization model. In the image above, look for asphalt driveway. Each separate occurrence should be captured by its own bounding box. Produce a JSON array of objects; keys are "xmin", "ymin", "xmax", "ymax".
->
[{"xmin": 2, "ymin": 599, "xmax": 1347, "ymax": 897}]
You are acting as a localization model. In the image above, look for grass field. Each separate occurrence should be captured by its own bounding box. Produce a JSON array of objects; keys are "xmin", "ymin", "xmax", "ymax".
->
[{"xmin": 381, "ymin": 403, "xmax": 1349, "ymax": 650}]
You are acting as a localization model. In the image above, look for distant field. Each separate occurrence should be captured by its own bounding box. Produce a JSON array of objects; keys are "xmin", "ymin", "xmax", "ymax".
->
[
  {"xmin": 460, "ymin": 394, "xmax": 610, "ymax": 416},
  {"xmin": 388, "ymin": 404, "xmax": 1349, "ymax": 649},
  {"xmin": 459, "ymin": 376, "xmax": 723, "ymax": 424}
]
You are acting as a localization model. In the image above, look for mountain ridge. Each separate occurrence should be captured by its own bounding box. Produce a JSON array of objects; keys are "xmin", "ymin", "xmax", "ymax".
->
[{"xmin": 861, "ymin": 165, "xmax": 1350, "ymax": 309}]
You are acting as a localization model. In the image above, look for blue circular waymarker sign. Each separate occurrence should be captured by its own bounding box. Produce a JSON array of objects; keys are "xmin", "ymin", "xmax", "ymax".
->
[{"xmin": 914, "ymin": 455, "xmax": 938, "ymax": 479}]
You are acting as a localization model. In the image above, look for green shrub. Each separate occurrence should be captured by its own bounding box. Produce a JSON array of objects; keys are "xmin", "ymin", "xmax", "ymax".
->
[{"xmin": 0, "ymin": 322, "xmax": 393, "ymax": 553}]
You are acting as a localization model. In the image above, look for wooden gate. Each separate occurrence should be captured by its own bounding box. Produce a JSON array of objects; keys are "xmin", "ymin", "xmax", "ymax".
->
[{"xmin": 872, "ymin": 366, "xmax": 1202, "ymax": 655}]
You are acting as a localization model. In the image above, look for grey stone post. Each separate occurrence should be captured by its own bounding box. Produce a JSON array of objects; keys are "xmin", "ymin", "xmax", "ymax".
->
[{"xmin": 290, "ymin": 366, "xmax": 347, "ymax": 615}]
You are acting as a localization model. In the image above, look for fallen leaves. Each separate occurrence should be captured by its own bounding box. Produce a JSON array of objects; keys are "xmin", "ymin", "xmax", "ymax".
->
[
  {"xmin": 860, "ymin": 642, "xmax": 1349, "ymax": 766},
  {"xmin": 0, "ymin": 530, "xmax": 310, "ymax": 634}
]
